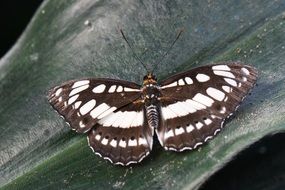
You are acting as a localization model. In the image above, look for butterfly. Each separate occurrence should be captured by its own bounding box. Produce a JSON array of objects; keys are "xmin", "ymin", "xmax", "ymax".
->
[{"xmin": 48, "ymin": 61, "xmax": 258, "ymax": 166}]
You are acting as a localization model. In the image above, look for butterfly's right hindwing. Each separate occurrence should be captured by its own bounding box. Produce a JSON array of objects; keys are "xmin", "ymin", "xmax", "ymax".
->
[{"xmin": 48, "ymin": 78, "xmax": 141, "ymax": 133}]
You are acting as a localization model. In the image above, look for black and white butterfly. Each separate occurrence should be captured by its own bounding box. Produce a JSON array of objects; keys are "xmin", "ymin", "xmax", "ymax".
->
[{"xmin": 48, "ymin": 61, "xmax": 258, "ymax": 166}]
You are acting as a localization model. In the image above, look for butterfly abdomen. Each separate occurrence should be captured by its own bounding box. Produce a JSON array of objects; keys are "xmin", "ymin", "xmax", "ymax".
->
[{"xmin": 146, "ymin": 104, "xmax": 159, "ymax": 128}]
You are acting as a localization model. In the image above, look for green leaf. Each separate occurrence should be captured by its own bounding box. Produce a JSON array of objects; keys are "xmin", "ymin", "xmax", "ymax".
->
[{"xmin": 1, "ymin": 0, "xmax": 285, "ymax": 189}]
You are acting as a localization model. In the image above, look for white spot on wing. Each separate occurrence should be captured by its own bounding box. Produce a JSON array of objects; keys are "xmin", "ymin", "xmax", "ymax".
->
[
  {"xmin": 110, "ymin": 112, "xmax": 125, "ymax": 127},
  {"xmin": 204, "ymin": 136, "xmax": 213, "ymax": 142},
  {"xmin": 119, "ymin": 140, "xmax": 127, "ymax": 148},
  {"xmin": 90, "ymin": 103, "xmax": 110, "ymax": 118},
  {"xmin": 178, "ymin": 79, "xmax": 185, "ymax": 85},
  {"xmin": 224, "ymin": 78, "xmax": 238, "ymax": 87},
  {"xmin": 222, "ymin": 85, "xmax": 231, "ymax": 93},
  {"xmin": 95, "ymin": 134, "xmax": 101, "ymax": 141},
  {"xmin": 99, "ymin": 111, "xmax": 122, "ymax": 127},
  {"xmin": 92, "ymin": 84, "xmax": 106, "ymax": 93},
  {"xmin": 168, "ymin": 103, "xmax": 189, "ymax": 117},
  {"xmin": 72, "ymin": 80, "xmax": 89, "ymax": 88},
  {"xmin": 69, "ymin": 84, "xmax": 89, "ymax": 96},
  {"xmin": 178, "ymin": 101, "xmax": 197, "ymax": 113},
  {"xmin": 128, "ymin": 139, "xmax": 137, "ymax": 146},
  {"xmin": 116, "ymin": 86, "xmax": 123, "ymax": 92},
  {"xmin": 196, "ymin": 74, "xmax": 210, "ymax": 82},
  {"xmin": 186, "ymin": 124, "xmax": 194, "ymax": 132},
  {"xmin": 68, "ymin": 94, "xmax": 79, "ymax": 105},
  {"xmin": 55, "ymin": 88, "xmax": 62, "ymax": 96},
  {"xmin": 196, "ymin": 122, "xmax": 204, "ymax": 129},
  {"xmin": 212, "ymin": 65, "xmax": 231, "ymax": 71},
  {"xmin": 138, "ymin": 137, "xmax": 148, "ymax": 145},
  {"xmin": 101, "ymin": 138, "xmax": 108, "ymax": 145},
  {"xmin": 206, "ymin": 87, "xmax": 225, "ymax": 101},
  {"xmin": 185, "ymin": 77, "xmax": 193, "ymax": 84},
  {"xmin": 193, "ymin": 93, "xmax": 214, "ymax": 107},
  {"xmin": 164, "ymin": 130, "xmax": 175, "ymax": 139},
  {"xmin": 161, "ymin": 107, "xmax": 177, "ymax": 120},
  {"xmin": 175, "ymin": 127, "xmax": 185, "ymax": 135},
  {"xmin": 115, "ymin": 111, "xmax": 136, "ymax": 128},
  {"xmin": 162, "ymin": 100, "xmax": 198, "ymax": 120},
  {"xmin": 124, "ymin": 87, "xmax": 140, "ymax": 92},
  {"xmin": 161, "ymin": 82, "xmax": 177, "ymax": 89},
  {"xmin": 110, "ymin": 139, "xmax": 117, "ymax": 147},
  {"xmin": 79, "ymin": 121, "xmax": 85, "ymax": 128},
  {"xmin": 108, "ymin": 85, "xmax": 116, "ymax": 93},
  {"xmin": 241, "ymin": 67, "xmax": 250, "ymax": 75},
  {"xmin": 80, "ymin": 99, "xmax": 96, "ymax": 115},
  {"xmin": 99, "ymin": 110, "xmax": 143, "ymax": 128},
  {"xmin": 131, "ymin": 111, "xmax": 144, "ymax": 127},
  {"xmin": 213, "ymin": 70, "xmax": 235, "ymax": 78},
  {"xmin": 214, "ymin": 129, "xmax": 221, "ymax": 135},
  {"xmin": 185, "ymin": 99, "xmax": 206, "ymax": 109},
  {"xmin": 74, "ymin": 101, "xmax": 82, "ymax": 109},
  {"xmin": 194, "ymin": 142, "xmax": 203, "ymax": 149},
  {"xmin": 204, "ymin": 118, "xmax": 212, "ymax": 125},
  {"xmin": 220, "ymin": 106, "xmax": 226, "ymax": 114}
]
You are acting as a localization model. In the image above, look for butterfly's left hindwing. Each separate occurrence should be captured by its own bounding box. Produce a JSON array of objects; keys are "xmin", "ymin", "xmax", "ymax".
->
[
  {"xmin": 157, "ymin": 62, "xmax": 258, "ymax": 151},
  {"xmin": 48, "ymin": 78, "xmax": 141, "ymax": 133}
]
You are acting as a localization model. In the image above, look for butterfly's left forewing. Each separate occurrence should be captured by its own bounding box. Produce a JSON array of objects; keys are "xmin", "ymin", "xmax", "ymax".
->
[
  {"xmin": 48, "ymin": 78, "xmax": 141, "ymax": 133},
  {"xmin": 157, "ymin": 62, "xmax": 258, "ymax": 151}
]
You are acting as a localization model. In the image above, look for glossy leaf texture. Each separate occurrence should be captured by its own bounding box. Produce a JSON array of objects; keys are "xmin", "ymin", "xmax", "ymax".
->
[{"xmin": 1, "ymin": 0, "xmax": 285, "ymax": 189}]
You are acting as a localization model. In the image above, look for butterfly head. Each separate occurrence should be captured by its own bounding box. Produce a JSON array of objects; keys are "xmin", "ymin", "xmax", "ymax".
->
[{"xmin": 143, "ymin": 73, "xmax": 157, "ymax": 85}]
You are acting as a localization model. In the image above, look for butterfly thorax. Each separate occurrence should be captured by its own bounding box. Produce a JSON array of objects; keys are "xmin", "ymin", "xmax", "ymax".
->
[{"xmin": 141, "ymin": 73, "xmax": 161, "ymax": 129}]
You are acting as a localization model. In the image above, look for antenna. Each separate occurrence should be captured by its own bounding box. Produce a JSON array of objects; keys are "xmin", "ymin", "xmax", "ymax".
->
[
  {"xmin": 152, "ymin": 28, "xmax": 184, "ymax": 72},
  {"xmin": 119, "ymin": 28, "xmax": 150, "ymax": 73}
]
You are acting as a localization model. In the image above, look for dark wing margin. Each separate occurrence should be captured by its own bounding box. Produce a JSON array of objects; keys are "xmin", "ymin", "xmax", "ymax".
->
[
  {"xmin": 48, "ymin": 78, "xmax": 141, "ymax": 133},
  {"xmin": 87, "ymin": 101, "xmax": 153, "ymax": 166},
  {"xmin": 156, "ymin": 62, "xmax": 258, "ymax": 151}
]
